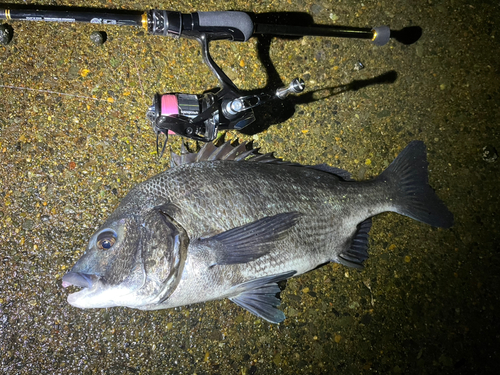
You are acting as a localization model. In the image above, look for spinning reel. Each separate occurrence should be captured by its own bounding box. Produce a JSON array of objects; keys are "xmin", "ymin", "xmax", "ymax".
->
[{"xmin": 141, "ymin": 11, "xmax": 389, "ymax": 154}]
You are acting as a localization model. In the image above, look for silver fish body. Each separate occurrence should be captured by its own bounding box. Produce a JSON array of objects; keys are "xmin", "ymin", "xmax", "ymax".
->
[{"xmin": 62, "ymin": 141, "xmax": 453, "ymax": 323}]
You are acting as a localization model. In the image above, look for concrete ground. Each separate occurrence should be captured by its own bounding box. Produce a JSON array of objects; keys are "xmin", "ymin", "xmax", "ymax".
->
[{"xmin": 0, "ymin": 0, "xmax": 498, "ymax": 374}]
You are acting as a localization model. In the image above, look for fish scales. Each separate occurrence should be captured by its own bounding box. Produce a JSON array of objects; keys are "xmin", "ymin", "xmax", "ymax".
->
[
  {"xmin": 139, "ymin": 162, "xmax": 382, "ymax": 310},
  {"xmin": 150, "ymin": 162, "xmax": 347, "ymax": 232}
]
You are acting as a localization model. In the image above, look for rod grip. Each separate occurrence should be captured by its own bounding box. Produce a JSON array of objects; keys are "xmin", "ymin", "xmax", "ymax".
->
[{"xmin": 197, "ymin": 11, "xmax": 254, "ymax": 41}]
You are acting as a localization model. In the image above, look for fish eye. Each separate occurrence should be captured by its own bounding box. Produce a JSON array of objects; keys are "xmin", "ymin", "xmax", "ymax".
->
[{"xmin": 96, "ymin": 230, "xmax": 117, "ymax": 250}]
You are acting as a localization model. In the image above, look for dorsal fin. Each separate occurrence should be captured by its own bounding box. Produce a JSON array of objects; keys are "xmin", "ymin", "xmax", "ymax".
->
[
  {"xmin": 195, "ymin": 142, "xmax": 217, "ymax": 162},
  {"xmin": 220, "ymin": 141, "xmax": 251, "ymax": 160},
  {"xmin": 170, "ymin": 140, "xmax": 266, "ymax": 165},
  {"xmin": 207, "ymin": 141, "xmax": 234, "ymax": 160},
  {"xmin": 308, "ymin": 164, "xmax": 353, "ymax": 181},
  {"xmin": 169, "ymin": 141, "xmax": 355, "ymax": 182}
]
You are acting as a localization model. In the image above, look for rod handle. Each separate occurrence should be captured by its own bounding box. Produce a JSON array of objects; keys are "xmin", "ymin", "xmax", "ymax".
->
[
  {"xmin": 147, "ymin": 10, "xmax": 254, "ymax": 42},
  {"xmin": 198, "ymin": 11, "xmax": 253, "ymax": 41}
]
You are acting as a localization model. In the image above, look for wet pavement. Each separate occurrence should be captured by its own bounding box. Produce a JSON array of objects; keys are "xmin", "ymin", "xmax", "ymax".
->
[{"xmin": 1, "ymin": 0, "xmax": 499, "ymax": 374}]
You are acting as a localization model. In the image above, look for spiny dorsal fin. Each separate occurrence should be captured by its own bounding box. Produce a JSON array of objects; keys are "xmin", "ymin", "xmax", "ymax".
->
[
  {"xmin": 195, "ymin": 142, "xmax": 217, "ymax": 162},
  {"xmin": 171, "ymin": 140, "xmax": 266, "ymax": 165},
  {"xmin": 169, "ymin": 141, "xmax": 353, "ymax": 181}
]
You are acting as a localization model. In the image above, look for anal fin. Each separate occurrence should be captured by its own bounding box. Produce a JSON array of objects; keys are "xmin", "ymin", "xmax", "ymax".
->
[{"xmin": 337, "ymin": 218, "xmax": 372, "ymax": 269}]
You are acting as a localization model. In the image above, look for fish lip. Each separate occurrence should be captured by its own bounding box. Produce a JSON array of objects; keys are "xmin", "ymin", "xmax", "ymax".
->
[
  {"xmin": 62, "ymin": 272, "xmax": 96, "ymax": 289},
  {"xmin": 62, "ymin": 272, "xmax": 134, "ymax": 308},
  {"xmin": 64, "ymin": 276, "xmax": 103, "ymax": 308},
  {"xmin": 62, "ymin": 272, "xmax": 104, "ymax": 307}
]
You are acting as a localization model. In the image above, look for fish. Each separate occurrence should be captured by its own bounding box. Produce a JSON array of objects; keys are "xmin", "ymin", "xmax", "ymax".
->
[{"xmin": 62, "ymin": 140, "xmax": 453, "ymax": 323}]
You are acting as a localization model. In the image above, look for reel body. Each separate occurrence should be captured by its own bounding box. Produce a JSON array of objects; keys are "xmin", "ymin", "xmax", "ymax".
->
[
  {"xmin": 145, "ymin": 11, "xmax": 306, "ymax": 151},
  {"xmin": 147, "ymin": 77, "xmax": 304, "ymax": 152}
]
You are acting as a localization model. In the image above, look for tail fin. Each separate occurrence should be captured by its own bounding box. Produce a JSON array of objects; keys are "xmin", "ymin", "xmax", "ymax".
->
[{"xmin": 379, "ymin": 141, "xmax": 454, "ymax": 228}]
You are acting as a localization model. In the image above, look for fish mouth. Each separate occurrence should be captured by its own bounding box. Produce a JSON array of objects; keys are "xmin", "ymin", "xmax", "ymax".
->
[
  {"xmin": 61, "ymin": 272, "xmax": 136, "ymax": 308},
  {"xmin": 62, "ymin": 272, "xmax": 103, "ymax": 307},
  {"xmin": 62, "ymin": 272, "xmax": 96, "ymax": 289}
]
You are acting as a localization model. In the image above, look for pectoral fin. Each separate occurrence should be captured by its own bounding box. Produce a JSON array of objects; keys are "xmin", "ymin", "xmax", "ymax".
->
[
  {"xmin": 229, "ymin": 271, "xmax": 296, "ymax": 324},
  {"xmin": 199, "ymin": 212, "xmax": 301, "ymax": 266}
]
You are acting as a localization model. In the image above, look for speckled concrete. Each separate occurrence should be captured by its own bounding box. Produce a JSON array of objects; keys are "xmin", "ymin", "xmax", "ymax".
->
[{"xmin": 1, "ymin": 0, "xmax": 499, "ymax": 374}]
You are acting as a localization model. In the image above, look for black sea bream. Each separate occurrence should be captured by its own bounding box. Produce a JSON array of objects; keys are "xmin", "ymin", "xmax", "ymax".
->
[{"xmin": 62, "ymin": 141, "xmax": 453, "ymax": 323}]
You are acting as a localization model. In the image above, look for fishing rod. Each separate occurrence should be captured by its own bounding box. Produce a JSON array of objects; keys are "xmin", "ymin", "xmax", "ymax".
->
[{"xmin": 1, "ymin": 5, "xmax": 392, "ymax": 154}]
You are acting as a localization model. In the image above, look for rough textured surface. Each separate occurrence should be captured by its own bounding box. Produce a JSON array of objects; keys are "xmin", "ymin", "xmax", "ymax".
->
[{"xmin": 0, "ymin": 0, "xmax": 498, "ymax": 374}]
